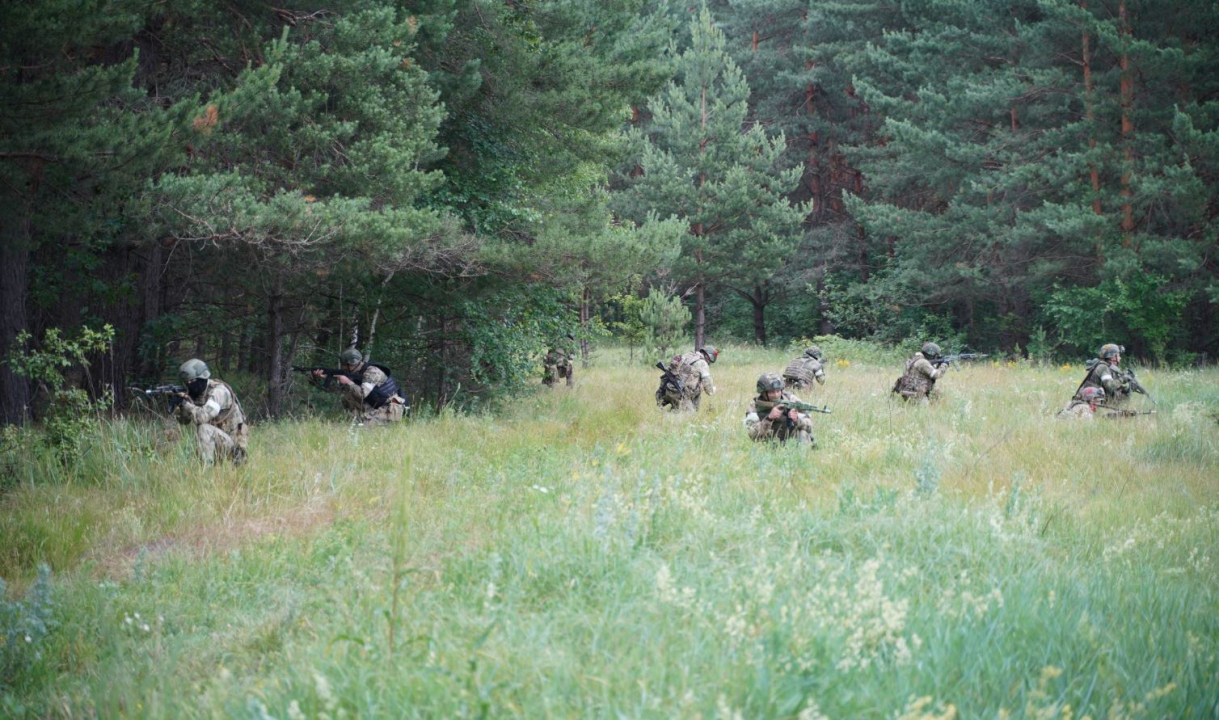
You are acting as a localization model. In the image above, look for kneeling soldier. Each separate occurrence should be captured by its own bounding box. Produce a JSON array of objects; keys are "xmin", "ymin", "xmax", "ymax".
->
[
  {"xmin": 892, "ymin": 342, "xmax": 946, "ymax": 401},
  {"xmin": 314, "ymin": 348, "xmax": 406, "ymax": 425},
  {"xmin": 175, "ymin": 358, "xmax": 249, "ymax": 465},
  {"xmin": 783, "ymin": 345, "xmax": 827, "ymax": 391},
  {"xmin": 745, "ymin": 373, "xmax": 814, "ymax": 445}
]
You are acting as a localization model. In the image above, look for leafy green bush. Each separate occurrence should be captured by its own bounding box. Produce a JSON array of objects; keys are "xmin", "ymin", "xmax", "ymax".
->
[{"xmin": 3, "ymin": 325, "xmax": 115, "ymax": 463}]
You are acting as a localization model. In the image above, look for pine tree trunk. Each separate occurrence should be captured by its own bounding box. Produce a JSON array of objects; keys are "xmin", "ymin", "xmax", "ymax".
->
[
  {"xmin": 579, "ymin": 286, "xmax": 591, "ymax": 366},
  {"xmin": 752, "ymin": 283, "xmax": 767, "ymax": 346},
  {"xmin": 1082, "ymin": 0, "xmax": 1102, "ymax": 220},
  {"xmin": 1119, "ymin": 0, "xmax": 1135, "ymax": 246},
  {"xmin": 695, "ymin": 252, "xmax": 706, "ymax": 349},
  {"xmin": 0, "ymin": 215, "xmax": 31, "ymax": 425},
  {"xmin": 266, "ymin": 283, "xmax": 286, "ymax": 417}
]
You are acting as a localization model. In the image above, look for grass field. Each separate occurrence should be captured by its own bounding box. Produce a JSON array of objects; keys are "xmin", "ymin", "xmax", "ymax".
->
[{"xmin": 2, "ymin": 344, "xmax": 1218, "ymax": 718}]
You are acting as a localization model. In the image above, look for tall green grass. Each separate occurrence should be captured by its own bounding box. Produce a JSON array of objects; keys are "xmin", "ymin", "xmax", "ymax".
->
[{"xmin": 2, "ymin": 346, "xmax": 1216, "ymax": 718}]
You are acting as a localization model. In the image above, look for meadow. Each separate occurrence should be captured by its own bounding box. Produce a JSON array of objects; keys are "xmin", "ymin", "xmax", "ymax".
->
[{"xmin": 2, "ymin": 344, "xmax": 1217, "ymax": 718}]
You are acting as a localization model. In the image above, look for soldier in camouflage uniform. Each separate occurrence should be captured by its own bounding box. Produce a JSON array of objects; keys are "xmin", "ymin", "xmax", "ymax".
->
[
  {"xmin": 1059, "ymin": 386, "xmax": 1104, "ymax": 420},
  {"xmin": 542, "ymin": 335, "xmax": 575, "ymax": 388},
  {"xmin": 892, "ymin": 342, "xmax": 946, "ymax": 401},
  {"xmin": 174, "ymin": 358, "xmax": 249, "ymax": 465},
  {"xmin": 312, "ymin": 348, "xmax": 406, "ymax": 425},
  {"xmin": 1074, "ymin": 343, "xmax": 1131, "ymax": 407},
  {"xmin": 783, "ymin": 345, "xmax": 827, "ymax": 391},
  {"xmin": 745, "ymin": 373, "xmax": 814, "ymax": 445},
  {"xmin": 656, "ymin": 345, "xmax": 718, "ymax": 411}
]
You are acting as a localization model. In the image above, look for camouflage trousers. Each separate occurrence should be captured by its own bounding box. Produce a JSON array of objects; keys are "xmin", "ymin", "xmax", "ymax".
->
[
  {"xmin": 358, "ymin": 401, "xmax": 406, "ymax": 426},
  {"xmin": 657, "ymin": 384, "xmax": 701, "ymax": 412},
  {"xmin": 893, "ymin": 374, "xmax": 936, "ymax": 401},
  {"xmin": 196, "ymin": 423, "xmax": 248, "ymax": 465},
  {"xmin": 751, "ymin": 418, "xmax": 814, "ymax": 445},
  {"xmin": 543, "ymin": 363, "xmax": 573, "ymax": 387}
]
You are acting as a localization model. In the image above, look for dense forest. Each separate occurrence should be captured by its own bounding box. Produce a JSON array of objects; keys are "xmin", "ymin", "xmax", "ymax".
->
[{"xmin": 3, "ymin": 0, "xmax": 1216, "ymax": 423}]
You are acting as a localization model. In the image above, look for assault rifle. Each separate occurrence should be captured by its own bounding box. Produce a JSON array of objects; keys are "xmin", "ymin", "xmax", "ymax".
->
[
  {"xmin": 754, "ymin": 399, "xmax": 832, "ymax": 416},
  {"xmin": 929, "ymin": 352, "xmax": 988, "ymax": 370},
  {"xmin": 291, "ymin": 365, "xmax": 354, "ymax": 387},
  {"xmin": 1119, "ymin": 368, "xmax": 1154, "ymax": 403},
  {"xmin": 1097, "ymin": 405, "xmax": 1156, "ymax": 419},
  {"xmin": 129, "ymin": 384, "xmax": 188, "ymax": 411},
  {"xmin": 655, "ymin": 361, "xmax": 684, "ymax": 396}
]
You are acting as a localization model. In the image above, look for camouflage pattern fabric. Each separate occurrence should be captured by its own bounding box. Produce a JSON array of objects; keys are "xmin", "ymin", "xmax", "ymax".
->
[
  {"xmin": 659, "ymin": 350, "xmax": 715, "ymax": 411},
  {"xmin": 175, "ymin": 379, "xmax": 249, "ymax": 464},
  {"xmin": 783, "ymin": 356, "xmax": 826, "ymax": 390},
  {"xmin": 339, "ymin": 364, "xmax": 406, "ymax": 424},
  {"xmin": 1075, "ymin": 360, "xmax": 1130, "ymax": 406},
  {"xmin": 1057, "ymin": 400, "xmax": 1095, "ymax": 420},
  {"xmin": 543, "ymin": 348, "xmax": 574, "ymax": 387},
  {"xmin": 744, "ymin": 391, "xmax": 814, "ymax": 444},
  {"xmin": 892, "ymin": 352, "xmax": 944, "ymax": 401}
]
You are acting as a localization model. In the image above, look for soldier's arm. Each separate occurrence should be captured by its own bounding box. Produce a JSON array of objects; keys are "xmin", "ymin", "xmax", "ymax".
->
[
  {"xmin": 352, "ymin": 366, "xmax": 388, "ymax": 400},
  {"xmin": 812, "ymin": 360, "xmax": 826, "ymax": 385},
  {"xmin": 175, "ymin": 386, "xmax": 227, "ymax": 425},
  {"xmin": 745, "ymin": 403, "xmax": 774, "ymax": 439},
  {"xmin": 913, "ymin": 358, "xmax": 943, "ymax": 381},
  {"xmin": 699, "ymin": 362, "xmax": 716, "ymax": 395},
  {"xmin": 1096, "ymin": 364, "xmax": 1125, "ymax": 394}
]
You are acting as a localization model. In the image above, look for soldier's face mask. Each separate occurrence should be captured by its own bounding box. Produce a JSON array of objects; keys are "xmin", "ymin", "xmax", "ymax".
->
[{"xmin": 187, "ymin": 378, "xmax": 208, "ymax": 399}]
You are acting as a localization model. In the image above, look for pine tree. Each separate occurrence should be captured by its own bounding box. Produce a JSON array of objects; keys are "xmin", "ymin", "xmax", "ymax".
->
[{"xmin": 615, "ymin": 4, "xmax": 805, "ymax": 346}]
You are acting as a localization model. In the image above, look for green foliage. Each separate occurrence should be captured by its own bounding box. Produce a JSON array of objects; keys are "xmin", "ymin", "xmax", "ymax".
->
[
  {"xmin": 613, "ymin": 4, "xmax": 806, "ymax": 342},
  {"xmin": 1045, "ymin": 275, "xmax": 1189, "ymax": 361},
  {"xmin": 638, "ymin": 289, "xmax": 690, "ymax": 361},
  {"xmin": 4, "ymin": 326, "xmax": 115, "ymax": 460}
]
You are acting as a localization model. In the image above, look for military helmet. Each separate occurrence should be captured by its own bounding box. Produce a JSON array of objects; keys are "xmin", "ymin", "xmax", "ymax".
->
[
  {"xmin": 699, "ymin": 345, "xmax": 719, "ymax": 363},
  {"xmin": 1080, "ymin": 386, "xmax": 1106, "ymax": 402},
  {"xmin": 1098, "ymin": 343, "xmax": 1124, "ymax": 360},
  {"xmin": 920, "ymin": 342, "xmax": 941, "ymax": 359},
  {"xmin": 756, "ymin": 372, "xmax": 784, "ymax": 394},
  {"xmin": 179, "ymin": 358, "xmax": 211, "ymax": 382},
  {"xmin": 339, "ymin": 348, "xmax": 363, "ymax": 365},
  {"xmin": 804, "ymin": 345, "xmax": 823, "ymax": 360}
]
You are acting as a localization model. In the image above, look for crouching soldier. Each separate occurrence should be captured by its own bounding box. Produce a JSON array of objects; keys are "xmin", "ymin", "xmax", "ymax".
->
[
  {"xmin": 543, "ymin": 335, "xmax": 575, "ymax": 388},
  {"xmin": 656, "ymin": 345, "xmax": 718, "ymax": 411},
  {"xmin": 783, "ymin": 345, "xmax": 827, "ymax": 391},
  {"xmin": 314, "ymin": 348, "xmax": 406, "ymax": 425},
  {"xmin": 1059, "ymin": 386, "xmax": 1104, "ymax": 420},
  {"xmin": 1075, "ymin": 343, "xmax": 1131, "ymax": 407},
  {"xmin": 892, "ymin": 342, "xmax": 946, "ymax": 402},
  {"xmin": 175, "ymin": 358, "xmax": 249, "ymax": 465},
  {"xmin": 745, "ymin": 373, "xmax": 814, "ymax": 445}
]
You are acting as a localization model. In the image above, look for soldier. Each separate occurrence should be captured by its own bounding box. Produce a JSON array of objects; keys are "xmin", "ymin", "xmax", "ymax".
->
[
  {"xmin": 1059, "ymin": 386, "xmax": 1104, "ymax": 420},
  {"xmin": 1074, "ymin": 343, "xmax": 1131, "ymax": 407},
  {"xmin": 892, "ymin": 342, "xmax": 946, "ymax": 401},
  {"xmin": 174, "ymin": 358, "xmax": 249, "ymax": 465},
  {"xmin": 745, "ymin": 373, "xmax": 814, "ymax": 445},
  {"xmin": 656, "ymin": 345, "xmax": 718, "ymax": 411},
  {"xmin": 312, "ymin": 348, "xmax": 406, "ymax": 425},
  {"xmin": 783, "ymin": 345, "xmax": 827, "ymax": 391},
  {"xmin": 542, "ymin": 335, "xmax": 575, "ymax": 388}
]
